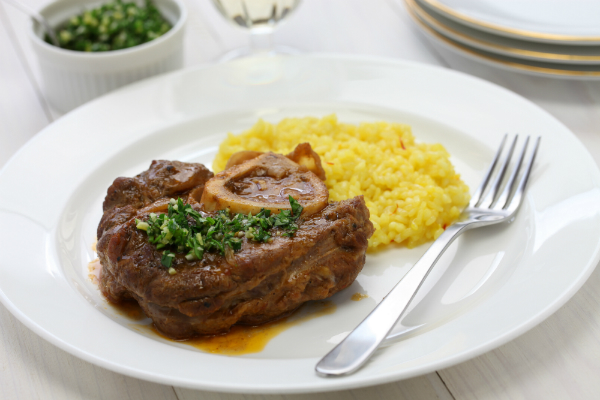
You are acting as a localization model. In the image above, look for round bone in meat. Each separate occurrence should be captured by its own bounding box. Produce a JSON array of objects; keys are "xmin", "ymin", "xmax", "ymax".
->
[{"xmin": 201, "ymin": 152, "xmax": 329, "ymax": 216}]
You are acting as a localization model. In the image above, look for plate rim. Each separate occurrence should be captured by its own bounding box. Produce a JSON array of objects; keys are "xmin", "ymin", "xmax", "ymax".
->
[
  {"xmin": 418, "ymin": 0, "xmax": 600, "ymax": 45},
  {"xmin": 406, "ymin": 2, "xmax": 600, "ymax": 80},
  {"xmin": 407, "ymin": 0, "xmax": 600, "ymax": 65}
]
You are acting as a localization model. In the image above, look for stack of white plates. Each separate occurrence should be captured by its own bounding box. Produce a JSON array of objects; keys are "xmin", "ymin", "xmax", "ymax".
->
[{"xmin": 405, "ymin": 0, "xmax": 600, "ymax": 79}]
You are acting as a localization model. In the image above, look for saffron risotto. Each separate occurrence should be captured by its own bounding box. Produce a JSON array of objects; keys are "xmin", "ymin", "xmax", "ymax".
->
[{"xmin": 213, "ymin": 115, "xmax": 470, "ymax": 250}]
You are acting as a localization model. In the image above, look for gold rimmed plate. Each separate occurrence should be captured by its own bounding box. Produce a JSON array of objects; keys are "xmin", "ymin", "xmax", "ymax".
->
[
  {"xmin": 419, "ymin": 0, "xmax": 600, "ymax": 45},
  {"xmin": 406, "ymin": 0, "xmax": 600, "ymax": 80},
  {"xmin": 409, "ymin": 0, "xmax": 600, "ymax": 65}
]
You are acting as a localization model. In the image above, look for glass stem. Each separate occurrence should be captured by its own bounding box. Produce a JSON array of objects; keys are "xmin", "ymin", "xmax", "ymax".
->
[{"xmin": 249, "ymin": 29, "xmax": 275, "ymax": 54}]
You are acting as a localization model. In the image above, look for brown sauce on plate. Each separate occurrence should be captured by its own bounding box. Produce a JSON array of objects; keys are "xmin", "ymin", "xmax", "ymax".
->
[
  {"xmin": 351, "ymin": 292, "xmax": 369, "ymax": 301},
  {"xmin": 87, "ymin": 258, "xmax": 101, "ymax": 285},
  {"xmin": 111, "ymin": 300, "xmax": 147, "ymax": 321},
  {"xmin": 129, "ymin": 300, "xmax": 336, "ymax": 355}
]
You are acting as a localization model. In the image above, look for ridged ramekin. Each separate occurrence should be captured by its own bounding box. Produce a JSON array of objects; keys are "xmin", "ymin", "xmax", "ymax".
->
[{"xmin": 29, "ymin": 0, "xmax": 186, "ymax": 113}]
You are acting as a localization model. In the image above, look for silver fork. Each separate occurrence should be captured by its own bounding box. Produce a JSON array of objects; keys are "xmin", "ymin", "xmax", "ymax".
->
[{"xmin": 316, "ymin": 134, "xmax": 541, "ymax": 377}]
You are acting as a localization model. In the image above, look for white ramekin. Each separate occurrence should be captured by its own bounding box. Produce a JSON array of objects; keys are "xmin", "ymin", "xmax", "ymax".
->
[{"xmin": 29, "ymin": 0, "xmax": 186, "ymax": 113}]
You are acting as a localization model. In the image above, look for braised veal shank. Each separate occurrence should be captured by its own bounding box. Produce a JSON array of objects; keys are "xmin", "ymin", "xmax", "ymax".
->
[{"xmin": 97, "ymin": 156, "xmax": 374, "ymax": 339}]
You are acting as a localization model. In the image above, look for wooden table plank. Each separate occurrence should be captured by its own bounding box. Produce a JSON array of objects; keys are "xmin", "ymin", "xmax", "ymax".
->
[
  {"xmin": 176, "ymin": 373, "xmax": 454, "ymax": 400},
  {"xmin": 0, "ymin": 3, "xmax": 49, "ymax": 167},
  {"xmin": 0, "ymin": 304, "xmax": 180, "ymax": 400}
]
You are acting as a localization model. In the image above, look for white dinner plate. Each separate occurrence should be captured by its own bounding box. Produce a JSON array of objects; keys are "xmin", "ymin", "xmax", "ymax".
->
[
  {"xmin": 1, "ymin": 55, "xmax": 600, "ymax": 393},
  {"xmin": 407, "ymin": 3, "xmax": 600, "ymax": 80},
  {"xmin": 420, "ymin": 0, "xmax": 600, "ymax": 45},
  {"xmin": 410, "ymin": 0, "xmax": 600, "ymax": 65}
]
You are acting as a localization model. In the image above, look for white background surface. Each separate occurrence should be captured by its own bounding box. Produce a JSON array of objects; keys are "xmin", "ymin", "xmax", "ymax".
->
[{"xmin": 2, "ymin": 0, "xmax": 600, "ymax": 399}]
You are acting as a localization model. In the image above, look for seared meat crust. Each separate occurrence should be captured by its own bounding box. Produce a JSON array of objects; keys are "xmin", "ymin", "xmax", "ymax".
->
[
  {"xmin": 98, "ymin": 160, "xmax": 213, "ymax": 240},
  {"xmin": 97, "ymin": 160, "xmax": 374, "ymax": 340}
]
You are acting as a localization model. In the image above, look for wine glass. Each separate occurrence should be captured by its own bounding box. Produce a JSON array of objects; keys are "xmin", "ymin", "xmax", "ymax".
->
[{"xmin": 211, "ymin": 0, "xmax": 301, "ymax": 61}]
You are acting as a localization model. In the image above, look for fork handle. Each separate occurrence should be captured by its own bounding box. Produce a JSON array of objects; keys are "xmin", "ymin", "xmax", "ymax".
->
[{"xmin": 315, "ymin": 223, "xmax": 468, "ymax": 376}]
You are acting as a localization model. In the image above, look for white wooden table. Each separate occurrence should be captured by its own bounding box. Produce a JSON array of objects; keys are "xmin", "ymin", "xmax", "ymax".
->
[{"xmin": 2, "ymin": 0, "xmax": 600, "ymax": 399}]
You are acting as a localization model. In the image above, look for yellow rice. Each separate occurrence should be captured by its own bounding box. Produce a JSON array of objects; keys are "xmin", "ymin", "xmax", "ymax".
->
[{"xmin": 213, "ymin": 115, "xmax": 470, "ymax": 250}]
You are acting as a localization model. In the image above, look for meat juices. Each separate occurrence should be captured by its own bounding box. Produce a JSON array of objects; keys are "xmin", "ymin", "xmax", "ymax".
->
[{"xmin": 97, "ymin": 154, "xmax": 374, "ymax": 340}]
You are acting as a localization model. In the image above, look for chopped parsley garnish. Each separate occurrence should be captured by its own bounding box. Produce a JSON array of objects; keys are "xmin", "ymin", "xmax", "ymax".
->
[
  {"xmin": 47, "ymin": 0, "xmax": 171, "ymax": 52},
  {"xmin": 135, "ymin": 196, "xmax": 303, "ymax": 269}
]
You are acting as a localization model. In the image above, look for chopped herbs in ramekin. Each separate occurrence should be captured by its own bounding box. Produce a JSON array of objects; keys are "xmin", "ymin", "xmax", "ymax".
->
[{"xmin": 47, "ymin": 0, "xmax": 171, "ymax": 52}]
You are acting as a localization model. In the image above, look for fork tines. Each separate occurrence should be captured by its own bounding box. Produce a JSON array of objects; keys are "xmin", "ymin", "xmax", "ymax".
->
[{"xmin": 469, "ymin": 134, "xmax": 541, "ymax": 213}]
